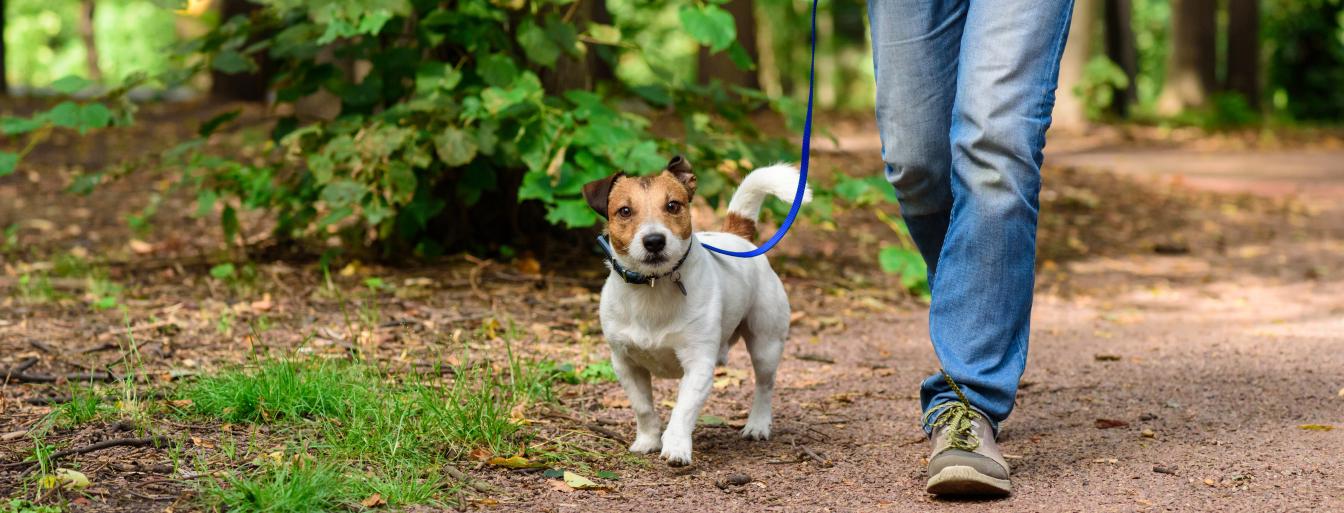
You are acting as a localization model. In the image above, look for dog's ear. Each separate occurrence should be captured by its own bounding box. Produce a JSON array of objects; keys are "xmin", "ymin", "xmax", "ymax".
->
[
  {"xmin": 582, "ymin": 172, "xmax": 625, "ymax": 219},
  {"xmin": 666, "ymin": 155, "xmax": 696, "ymax": 196}
]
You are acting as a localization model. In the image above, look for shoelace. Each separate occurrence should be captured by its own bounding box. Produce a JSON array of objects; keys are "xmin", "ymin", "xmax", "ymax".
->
[{"xmin": 922, "ymin": 370, "xmax": 982, "ymax": 451}]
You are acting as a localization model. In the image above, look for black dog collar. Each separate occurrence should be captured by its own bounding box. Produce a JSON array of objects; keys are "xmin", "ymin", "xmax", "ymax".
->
[{"xmin": 596, "ymin": 235, "xmax": 690, "ymax": 296}]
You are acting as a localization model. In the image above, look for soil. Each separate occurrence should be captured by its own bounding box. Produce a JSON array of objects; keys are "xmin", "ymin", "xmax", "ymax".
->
[{"xmin": 2, "ymin": 105, "xmax": 1342, "ymax": 512}]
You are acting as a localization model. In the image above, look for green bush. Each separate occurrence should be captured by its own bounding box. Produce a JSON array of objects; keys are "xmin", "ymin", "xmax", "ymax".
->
[{"xmin": 2, "ymin": 0, "xmax": 799, "ymax": 257}]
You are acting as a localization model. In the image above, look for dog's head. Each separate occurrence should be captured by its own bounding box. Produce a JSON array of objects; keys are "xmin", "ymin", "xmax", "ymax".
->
[{"xmin": 582, "ymin": 155, "xmax": 697, "ymax": 276}]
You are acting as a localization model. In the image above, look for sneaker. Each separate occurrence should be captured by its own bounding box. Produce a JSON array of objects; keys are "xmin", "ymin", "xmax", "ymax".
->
[{"xmin": 924, "ymin": 401, "xmax": 1012, "ymax": 497}]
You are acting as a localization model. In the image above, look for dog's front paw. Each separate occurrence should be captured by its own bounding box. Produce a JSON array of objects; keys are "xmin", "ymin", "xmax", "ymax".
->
[
  {"xmin": 740, "ymin": 419, "xmax": 771, "ymax": 440},
  {"xmin": 629, "ymin": 434, "xmax": 661, "ymax": 454},
  {"xmin": 659, "ymin": 434, "xmax": 692, "ymax": 466}
]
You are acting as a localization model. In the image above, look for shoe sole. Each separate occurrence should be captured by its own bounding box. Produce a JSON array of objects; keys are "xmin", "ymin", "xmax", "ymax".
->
[{"xmin": 926, "ymin": 465, "xmax": 1012, "ymax": 497}]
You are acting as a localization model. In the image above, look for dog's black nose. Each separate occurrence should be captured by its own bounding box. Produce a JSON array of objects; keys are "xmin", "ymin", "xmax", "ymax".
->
[{"xmin": 642, "ymin": 233, "xmax": 666, "ymax": 253}]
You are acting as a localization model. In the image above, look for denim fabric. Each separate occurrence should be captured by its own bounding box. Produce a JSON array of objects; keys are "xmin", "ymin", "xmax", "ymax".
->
[{"xmin": 868, "ymin": 0, "xmax": 1075, "ymax": 432}]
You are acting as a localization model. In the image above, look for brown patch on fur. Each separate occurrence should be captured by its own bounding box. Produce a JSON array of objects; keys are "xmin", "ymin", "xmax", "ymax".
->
[
  {"xmin": 604, "ymin": 171, "xmax": 694, "ymax": 255},
  {"xmin": 723, "ymin": 213, "xmax": 757, "ymax": 241}
]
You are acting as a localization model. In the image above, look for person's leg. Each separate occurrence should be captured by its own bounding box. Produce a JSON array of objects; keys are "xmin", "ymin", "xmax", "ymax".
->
[
  {"xmin": 921, "ymin": 0, "xmax": 1075, "ymax": 431},
  {"xmin": 867, "ymin": 0, "xmax": 966, "ymax": 282}
]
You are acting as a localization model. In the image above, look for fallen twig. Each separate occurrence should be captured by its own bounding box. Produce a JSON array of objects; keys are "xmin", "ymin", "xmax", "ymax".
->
[
  {"xmin": 1, "ymin": 430, "xmax": 30, "ymax": 442},
  {"xmin": 443, "ymin": 465, "xmax": 503, "ymax": 495},
  {"xmin": 798, "ymin": 446, "xmax": 833, "ymax": 467},
  {"xmin": 4, "ymin": 369, "xmax": 120, "ymax": 384},
  {"xmin": 794, "ymin": 353, "xmax": 835, "ymax": 364},
  {"xmin": 584, "ymin": 424, "xmax": 628, "ymax": 446},
  {"xmin": 2, "ymin": 357, "xmax": 40, "ymax": 385},
  {"xmin": 3, "ymin": 436, "xmax": 170, "ymax": 470}
]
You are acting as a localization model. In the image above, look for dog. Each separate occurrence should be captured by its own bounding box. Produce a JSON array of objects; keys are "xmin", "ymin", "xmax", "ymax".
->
[{"xmin": 582, "ymin": 155, "xmax": 810, "ymax": 466}]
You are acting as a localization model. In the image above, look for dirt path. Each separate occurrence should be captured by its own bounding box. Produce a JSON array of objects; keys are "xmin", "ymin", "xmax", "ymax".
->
[
  {"xmin": 486, "ymin": 139, "xmax": 1344, "ymax": 512},
  {"xmin": 3, "ymin": 118, "xmax": 1342, "ymax": 511}
]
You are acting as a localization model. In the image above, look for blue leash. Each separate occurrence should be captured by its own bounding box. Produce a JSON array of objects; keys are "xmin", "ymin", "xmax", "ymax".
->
[{"xmin": 701, "ymin": 0, "xmax": 817, "ymax": 258}]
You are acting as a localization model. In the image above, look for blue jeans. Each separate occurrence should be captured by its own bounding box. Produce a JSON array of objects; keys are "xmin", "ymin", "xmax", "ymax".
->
[{"xmin": 868, "ymin": 0, "xmax": 1075, "ymax": 433}]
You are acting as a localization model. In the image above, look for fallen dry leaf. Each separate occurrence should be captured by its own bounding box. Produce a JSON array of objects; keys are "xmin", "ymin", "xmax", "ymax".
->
[
  {"xmin": 1094, "ymin": 354, "xmax": 1121, "ymax": 362},
  {"xmin": 40, "ymin": 468, "xmax": 91, "ymax": 490},
  {"xmin": 713, "ymin": 368, "xmax": 748, "ymax": 389},
  {"xmin": 548, "ymin": 479, "xmax": 574, "ymax": 493},
  {"xmin": 487, "ymin": 455, "xmax": 545, "ymax": 469},
  {"xmin": 514, "ymin": 256, "xmax": 542, "ymax": 275},
  {"xmin": 1095, "ymin": 418, "xmax": 1129, "ymax": 429},
  {"xmin": 698, "ymin": 414, "xmax": 727, "ymax": 426},
  {"xmin": 562, "ymin": 471, "xmax": 609, "ymax": 491},
  {"xmin": 361, "ymin": 493, "xmax": 386, "ymax": 508},
  {"xmin": 128, "ymin": 239, "xmax": 154, "ymax": 254}
]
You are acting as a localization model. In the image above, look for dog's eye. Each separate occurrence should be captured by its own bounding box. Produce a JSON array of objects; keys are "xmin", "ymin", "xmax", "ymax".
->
[
  {"xmin": 616, "ymin": 206, "xmax": 633, "ymax": 218},
  {"xmin": 665, "ymin": 201, "xmax": 682, "ymax": 214}
]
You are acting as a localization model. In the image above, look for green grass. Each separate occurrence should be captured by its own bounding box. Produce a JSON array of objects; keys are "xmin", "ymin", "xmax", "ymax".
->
[
  {"xmin": 50, "ymin": 386, "xmax": 108, "ymax": 428},
  {"xmin": 203, "ymin": 460, "xmax": 348, "ymax": 513},
  {"xmin": 186, "ymin": 353, "xmax": 558, "ymax": 510},
  {"xmin": 3, "ymin": 499, "xmax": 62, "ymax": 513}
]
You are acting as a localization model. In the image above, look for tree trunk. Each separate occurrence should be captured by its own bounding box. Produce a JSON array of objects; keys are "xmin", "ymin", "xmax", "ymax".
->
[
  {"xmin": 1053, "ymin": 0, "xmax": 1100, "ymax": 129},
  {"xmin": 80, "ymin": 0, "xmax": 101, "ymax": 81},
  {"xmin": 1156, "ymin": 0, "xmax": 1217, "ymax": 114},
  {"xmin": 541, "ymin": 0, "xmax": 614, "ymax": 92},
  {"xmin": 1, "ymin": 0, "xmax": 8, "ymax": 95},
  {"xmin": 1103, "ymin": 0, "xmax": 1139, "ymax": 116},
  {"xmin": 696, "ymin": 0, "xmax": 759, "ymax": 89},
  {"xmin": 1224, "ymin": 0, "xmax": 1259, "ymax": 108},
  {"xmin": 211, "ymin": 0, "xmax": 270, "ymax": 102}
]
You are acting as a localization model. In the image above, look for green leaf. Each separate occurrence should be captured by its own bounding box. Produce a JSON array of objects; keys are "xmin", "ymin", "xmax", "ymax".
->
[
  {"xmin": 878, "ymin": 245, "xmax": 929, "ymax": 293},
  {"xmin": 595, "ymin": 470, "xmax": 620, "ymax": 480},
  {"xmin": 414, "ymin": 62, "xmax": 462, "ymax": 95},
  {"xmin": 198, "ymin": 109, "xmax": 242, "ymax": 137},
  {"xmin": 45, "ymin": 102, "xmax": 81, "ymax": 129},
  {"xmin": 51, "ymin": 75, "xmax": 92, "ymax": 95},
  {"xmin": 834, "ymin": 176, "xmax": 871, "ymax": 203},
  {"xmin": 517, "ymin": 19, "xmax": 560, "ymax": 67},
  {"xmin": 517, "ymin": 171, "xmax": 554, "ymax": 202},
  {"xmin": 0, "ymin": 152, "xmax": 18, "ymax": 177},
  {"xmin": 544, "ymin": 16, "xmax": 580, "ymax": 58},
  {"xmin": 679, "ymin": 5, "xmax": 736, "ymax": 52},
  {"xmin": 317, "ymin": 206, "xmax": 354, "ymax": 229},
  {"xmin": 356, "ymin": 11, "xmax": 394, "ymax": 36},
  {"xmin": 435, "ymin": 127, "xmax": 478, "ymax": 167},
  {"xmin": 1, "ymin": 116, "xmax": 45, "ymax": 135},
  {"xmin": 727, "ymin": 41, "xmax": 756, "ymax": 70},
  {"xmin": 322, "ymin": 180, "xmax": 367, "ymax": 208},
  {"xmin": 210, "ymin": 263, "xmax": 237, "ymax": 279},
  {"xmin": 221, "ymin": 205, "xmax": 240, "ymax": 244},
  {"xmin": 196, "ymin": 189, "xmax": 218, "ymax": 218},
  {"xmin": 477, "ymin": 54, "xmax": 519, "ymax": 88},
  {"xmin": 545, "ymin": 200, "xmax": 598, "ymax": 228},
  {"xmin": 76, "ymin": 104, "xmax": 111, "ymax": 134},
  {"xmin": 212, "ymin": 49, "xmax": 254, "ymax": 74},
  {"xmin": 586, "ymin": 23, "xmax": 621, "ymax": 45},
  {"xmin": 383, "ymin": 162, "xmax": 417, "ymax": 204}
]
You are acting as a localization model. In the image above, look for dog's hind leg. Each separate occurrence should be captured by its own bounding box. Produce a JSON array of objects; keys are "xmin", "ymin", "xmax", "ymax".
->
[
  {"xmin": 611, "ymin": 352, "xmax": 662, "ymax": 454},
  {"xmin": 718, "ymin": 324, "xmax": 747, "ymax": 366},
  {"xmin": 742, "ymin": 331, "xmax": 784, "ymax": 440}
]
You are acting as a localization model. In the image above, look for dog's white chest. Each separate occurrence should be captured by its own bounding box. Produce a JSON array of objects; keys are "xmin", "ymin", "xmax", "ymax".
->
[
  {"xmin": 608, "ymin": 325, "xmax": 686, "ymax": 378},
  {"xmin": 619, "ymin": 343, "xmax": 683, "ymax": 378}
]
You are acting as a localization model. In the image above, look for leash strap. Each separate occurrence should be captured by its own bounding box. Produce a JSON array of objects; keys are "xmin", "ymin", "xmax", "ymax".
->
[{"xmin": 701, "ymin": 0, "xmax": 817, "ymax": 258}]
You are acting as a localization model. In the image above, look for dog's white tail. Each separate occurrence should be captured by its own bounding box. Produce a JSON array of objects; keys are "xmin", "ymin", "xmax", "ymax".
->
[{"xmin": 722, "ymin": 164, "xmax": 812, "ymax": 240}]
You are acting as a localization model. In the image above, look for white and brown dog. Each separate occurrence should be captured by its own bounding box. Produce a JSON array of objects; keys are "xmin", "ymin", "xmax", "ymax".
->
[{"xmin": 582, "ymin": 155, "xmax": 810, "ymax": 466}]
